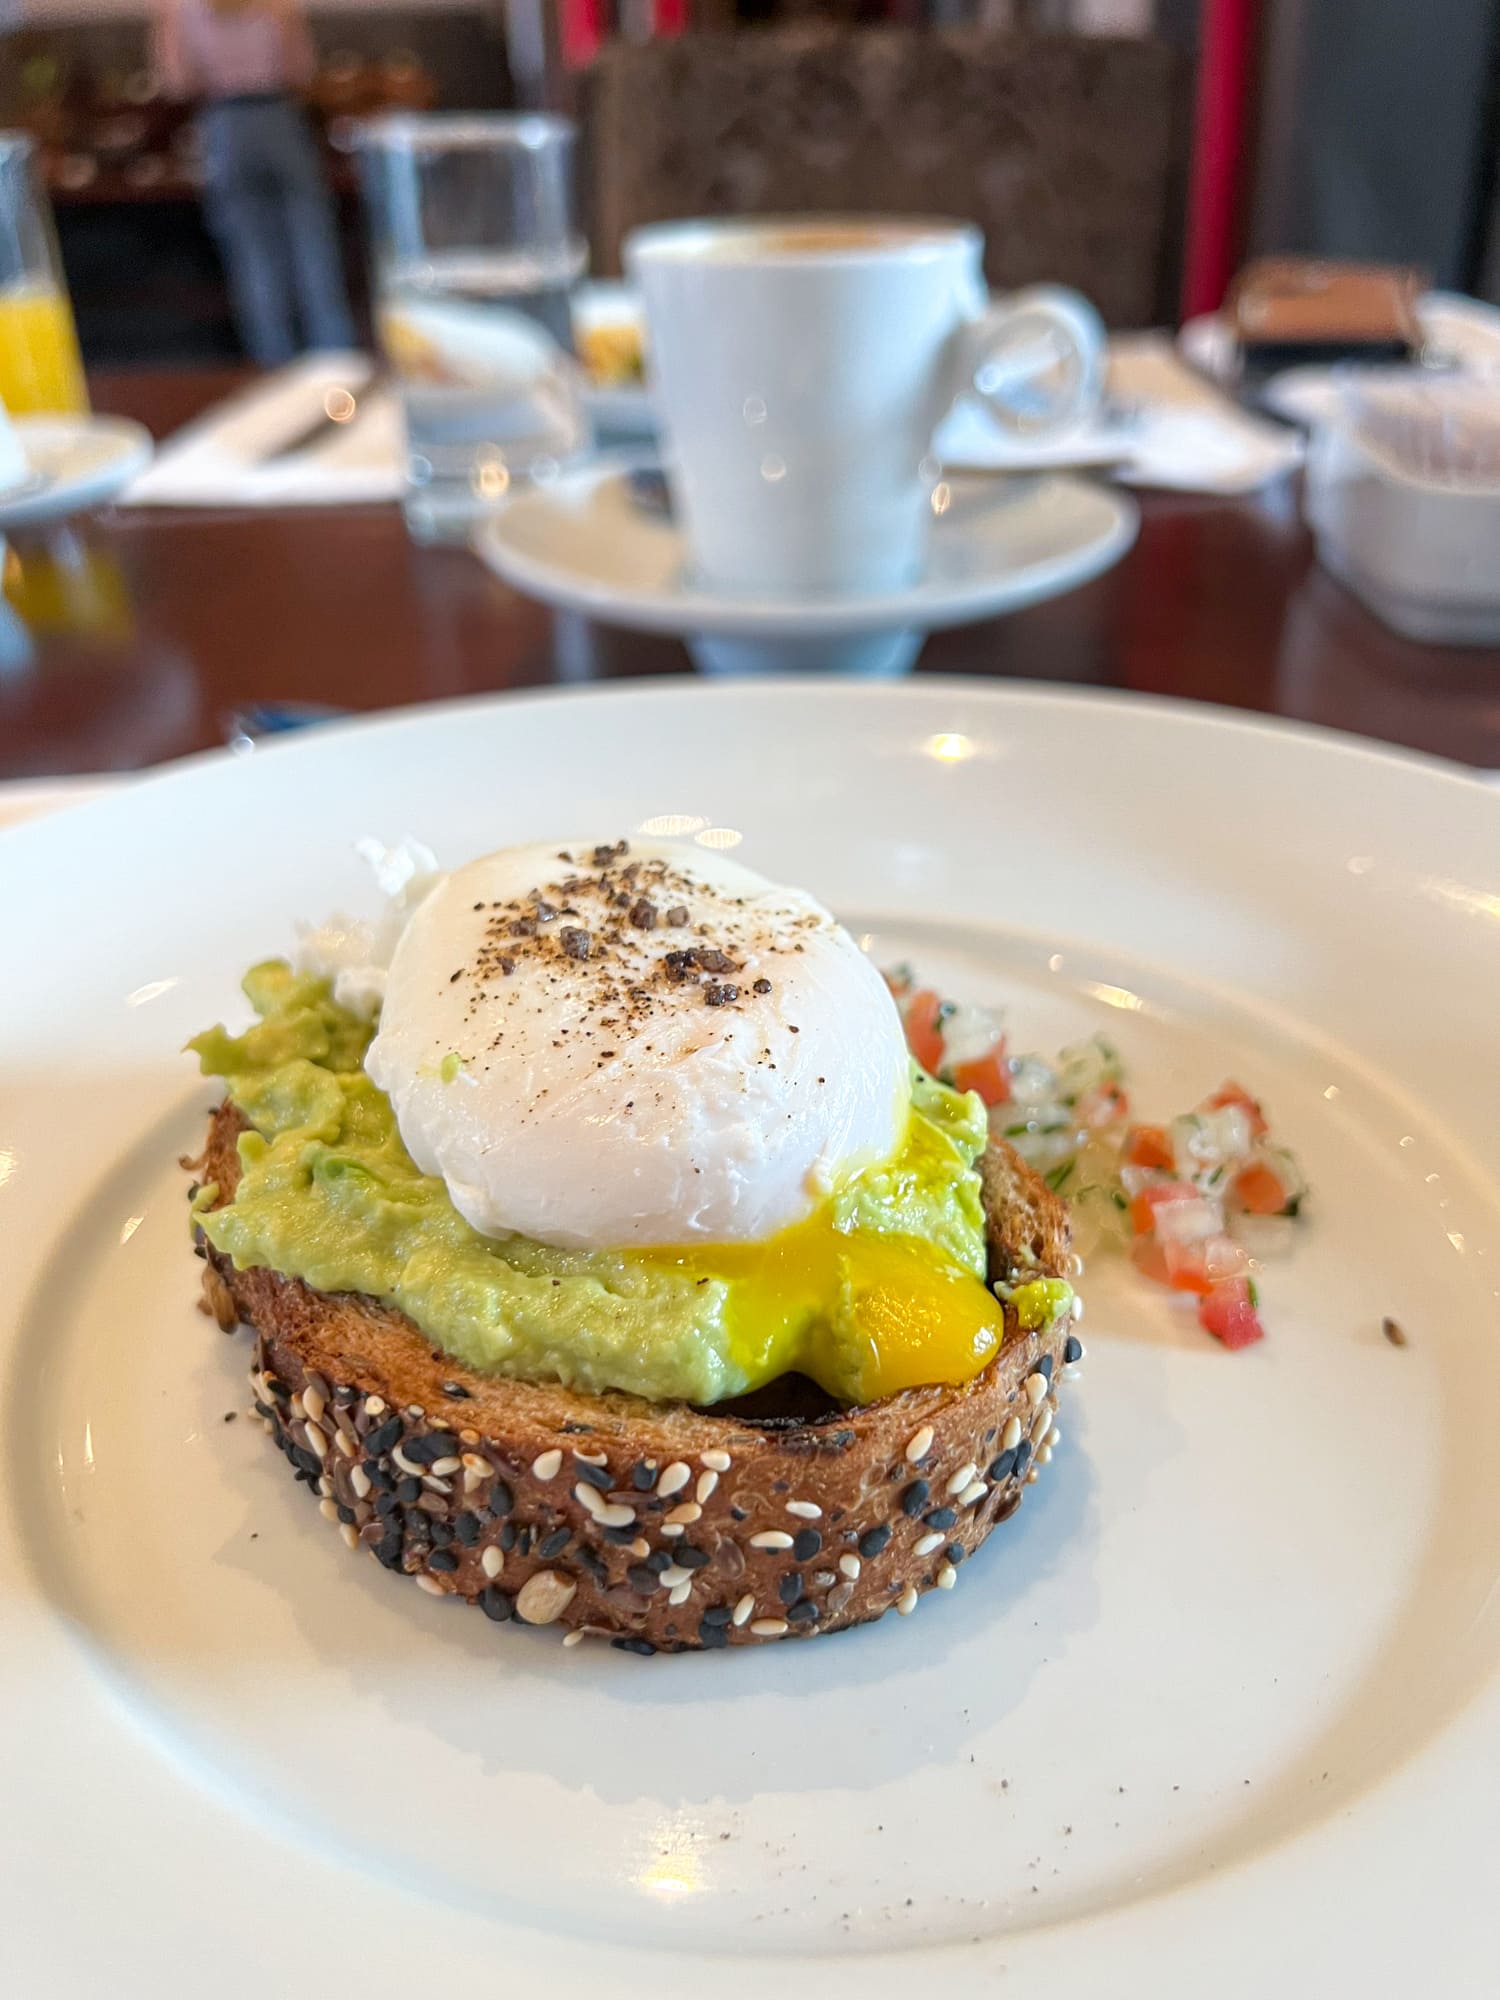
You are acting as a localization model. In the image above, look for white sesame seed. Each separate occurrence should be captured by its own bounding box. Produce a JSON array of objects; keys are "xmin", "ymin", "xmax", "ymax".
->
[
  {"xmin": 1062, "ymin": 1362, "xmax": 1083, "ymax": 1383},
  {"xmin": 701, "ymin": 1448, "xmax": 732, "ymax": 1473},
  {"xmin": 415, "ymin": 1572, "xmax": 448, "ymax": 1596},
  {"xmin": 1066, "ymin": 1252, "xmax": 1086, "ymax": 1280},
  {"xmin": 574, "ymin": 1480, "xmax": 605, "ymax": 1518},
  {"xmin": 1031, "ymin": 1408, "xmax": 1052, "ymax": 1448},
  {"xmin": 461, "ymin": 1451, "xmax": 491, "ymax": 1474},
  {"xmin": 1047, "ymin": 1426, "xmax": 1062, "ymax": 1451},
  {"xmin": 750, "ymin": 1617, "xmax": 789, "ymax": 1637},
  {"xmin": 1070, "ymin": 1295, "xmax": 1085, "ymax": 1321},
  {"xmin": 422, "ymin": 1475, "xmax": 451, "ymax": 1497},
  {"xmin": 661, "ymin": 1522, "xmax": 685, "ymax": 1539},
  {"xmin": 668, "ymin": 1580, "xmax": 693, "ymax": 1607},
  {"xmin": 629, "ymin": 1538, "xmax": 650, "ymax": 1558},
  {"xmin": 812, "ymin": 1570, "xmax": 837, "ymax": 1589},
  {"xmin": 315, "ymin": 1474, "xmax": 332, "ymax": 1498},
  {"xmin": 838, "ymin": 1554, "xmax": 861, "ymax": 1581},
  {"xmin": 959, "ymin": 1479, "xmax": 988, "ymax": 1507},
  {"xmin": 406, "ymin": 1405, "xmax": 424, "ymax": 1420},
  {"xmin": 596, "ymin": 1501, "xmax": 635, "ymax": 1529},
  {"xmin": 657, "ymin": 1461, "xmax": 692, "ymax": 1497},
  {"xmin": 339, "ymin": 1523, "xmax": 360, "ymax": 1551},
  {"xmin": 260, "ymin": 1417, "xmax": 274, "ymax": 1435},
  {"xmin": 363, "ymin": 1396, "xmax": 386, "ymax": 1417},
  {"xmin": 750, "ymin": 1530, "xmax": 795, "ymax": 1550},
  {"xmin": 573, "ymin": 1447, "xmax": 608, "ymax": 1466},
  {"xmin": 1024, "ymin": 1371, "xmax": 1048, "ymax": 1408},
  {"xmin": 318, "ymin": 1497, "xmax": 339, "ymax": 1523},
  {"xmin": 289, "ymin": 1393, "xmax": 305, "ymax": 1422},
  {"xmin": 1037, "ymin": 1444, "xmax": 1054, "ymax": 1466},
  {"xmin": 665, "ymin": 1501, "xmax": 702, "ymax": 1526},
  {"xmin": 301, "ymin": 1384, "xmax": 326, "ymax": 1426},
  {"xmin": 904, "ymin": 1424, "xmax": 935, "ymax": 1463},
  {"xmin": 481, "ymin": 1545, "xmax": 504, "ymax": 1580},
  {"xmin": 303, "ymin": 1422, "xmax": 327, "ymax": 1463},
  {"xmin": 562, "ymin": 1629, "xmax": 586, "ymax": 1648},
  {"xmin": 732, "ymin": 1592, "xmax": 755, "ymax": 1626},
  {"xmin": 350, "ymin": 1465, "xmax": 372, "ymax": 1500},
  {"xmin": 696, "ymin": 1470, "xmax": 719, "ymax": 1504},
  {"xmin": 936, "ymin": 1563, "xmax": 958, "ymax": 1590},
  {"xmin": 333, "ymin": 1429, "xmax": 356, "ymax": 1459},
  {"xmin": 945, "ymin": 1460, "xmax": 978, "ymax": 1496},
  {"xmin": 430, "ymin": 1455, "xmax": 462, "ymax": 1478},
  {"xmin": 391, "ymin": 1444, "xmax": 421, "ymax": 1477},
  {"xmin": 531, "ymin": 1448, "xmax": 564, "ymax": 1481},
  {"xmin": 913, "ymin": 1532, "xmax": 944, "ymax": 1557},
  {"xmin": 1001, "ymin": 1415, "xmax": 1023, "ymax": 1452},
  {"xmin": 1026, "ymin": 1467, "xmax": 1039, "ymax": 1484},
  {"xmin": 896, "ymin": 1587, "xmax": 919, "ymax": 1616},
  {"xmin": 516, "ymin": 1571, "xmax": 577, "ymax": 1626},
  {"xmin": 785, "ymin": 1499, "xmax": 822, "ymax": 1519},
  {"xmin": 463, "ymin": 1467, "xmax": 488, "ymax": 1493},
  {"xmin": 660, "ymin": 1564, "xmax": 693, "ymax": 1589}
]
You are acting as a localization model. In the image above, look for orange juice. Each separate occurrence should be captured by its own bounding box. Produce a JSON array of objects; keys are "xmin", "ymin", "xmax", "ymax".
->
[{"xmin": 0, "ymin": 280, "xmax": 89, "ymax": 415}]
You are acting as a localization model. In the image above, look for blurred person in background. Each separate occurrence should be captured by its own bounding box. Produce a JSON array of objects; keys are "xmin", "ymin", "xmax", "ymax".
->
[{"xmin": 152, "ymin": 0, "xmax": 354, "ymax": 365}]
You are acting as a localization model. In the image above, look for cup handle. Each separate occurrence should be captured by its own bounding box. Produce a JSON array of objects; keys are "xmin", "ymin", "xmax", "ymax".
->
[{"xmin": 962, "ymin": 285, "xmax": 1106, "ymax": 439}]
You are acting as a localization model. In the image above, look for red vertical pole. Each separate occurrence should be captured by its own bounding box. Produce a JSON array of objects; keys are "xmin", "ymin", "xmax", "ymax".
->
[{"xmin": 1180, "ymin": 0, "xmax": 1260, "ymax": 321}]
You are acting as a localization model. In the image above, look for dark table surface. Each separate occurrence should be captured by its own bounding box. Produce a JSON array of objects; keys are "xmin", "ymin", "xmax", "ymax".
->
[{"xmin": 5, "ymin": 366, "xmax": 1500, "ymax": 780}]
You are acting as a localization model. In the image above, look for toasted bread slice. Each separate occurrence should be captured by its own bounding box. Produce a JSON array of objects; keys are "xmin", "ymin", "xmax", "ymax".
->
[{"xmin": 193, "ymin": 1102, "xmax": 1082, "ymax": 1650}]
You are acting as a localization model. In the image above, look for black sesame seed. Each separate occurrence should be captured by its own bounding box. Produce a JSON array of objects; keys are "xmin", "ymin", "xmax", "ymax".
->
[
  {"xmin": 1014, "ymin": 1440, "xmax": 1034, "ymax": 1478},
  {"xmin": 859, "ymin": 1525, "xmax": 892, "ymax": 1558},
  {"xmin": 374, "ymin": 1491, "xmax": 399, "ymax": 1517},
  {"xmin": 516, "ymin": 1528, "xmax": 533, "ymax": 1557},
  {"xmin": 252, "ymin": 1400, "xmax": 272, "ymax": 1421},
  {"xmin": 403, "ymin": 1432, "xmax": 461, "ymax": 1467},
  {"xmin": 778, "ymin": 1572, "xmax": 803, "ymax": 1605},
  {"xmin": 699, "ymin": 1621, "xmax": 729, "ymax": 1649},
  {"xmin": 602, "ymin": 1522, "xmax": 638, "ymax": 1545},
  {"xmin": 453, "ymin": 1511, "xmax": 482, "ymax": 1548},
  {"xmin": 924, "ymin": 1506, "xmax": 957, "ymax": 1532},
  {"xmin": 364, "ymin": 1415, "xmax": 402, "ymax": 1456},
  {"xmin": 1064, "ymin": 1333, "xmax": 1083, "ymax": 1364},
  {"xmin": 645, "ymin": 1549, "xmax": 673, "ymax": 1574},
  {"xmin": 428, "ymin": 1549, "xmax": 459, "ymax": 1574},
  {"xmin": 627, "ymin": 1565, "xmax": 661, "ymax": 1594},
  {"xmin": 336, "ymin": 1503, "xmax": 355, "ymax": 1525},
  {"xmin": 987, "ymin": 1448, "xmax": 1018, "ymax": 1483},
  {"xmin": 901, "ymin": 1480, "xmax": 930, "ymax": 1517},
  {"xmin": 730, "ymin": 1505, "xmax": 749, "ymax": 1522},
  {"xmin": 490, "ymin": 1479, "xmax": 515, "ymax": 1518},
  {"xmin": 499, "ymin": 1522, "xmax": 518, "ymax": 1552},
  {"xmin": 375, "ymin": 1528, "xmax": 404, "ymax": 1570},
  {"xmin": 792, "ymin": 1528, "xmax": 823, "ymax": 1560},
  {"xmin": 675, "ymin": 1544, "xmax": 711, "ymax": 1570},
  {"xmin": 441, "ymin": 1381, "xmax": 472, "ymax": 1400},
  {"xmin": 574, "ymin": 1458, "xmax": 613, "ymax": 1491},
  {"xmin": 334, "ymin": 1384, "xmax": 358, "ymax": 1408},
  {"xmin": 786, "ymin": 1600, "xmax": 820, "ymax": 1624},
  {"xmin": 396, "ymin": 1476, "xmax": 422, "ymax": 1503},
  {"xmin": 630, "ymin": 1461, "xmax": 656, "ymax": 1491},
  {"xmin": 429, "ymin": 1518, "xmax": 454, "ymax": 1547},
  {"xmin": 612, "ymin": 1637, "xmax": 657, "ymax": 1656},
  {"xmin": 946, "ymin": 1542, "xmax": 966, "ymax": 1564},
  {"xmin": 701, "ymin": 1604, "xmax": 733, "ymax": 1627},
  {"xmin": 289, "ymin": 1445, "xmax": 322, "ymax": 1480},
  {"xmin": 537, "ymin": 1527, "xmax": 572, "ymax": 1560},
  {"xmin": 1035, "ymin": 1353, "xmax": 1054, "ymax": 1383},
  {"xmin": 577, "ymin": 1547, "xmax": 608, "ymax": 1585},
  {"xmin": 479, "ymin": 1585, "xmax": 515, "ymax": 1621}
]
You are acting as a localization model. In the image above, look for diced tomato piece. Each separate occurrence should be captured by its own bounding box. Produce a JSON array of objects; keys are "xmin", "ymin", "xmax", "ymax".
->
[
  {"xmin": 903, "ymin": 988, "xmax": 946, "ymax": 1073},
  {"xmin": 1130, "ymin": 1236, "xmax": 1171, "ymax": 1285},
  {"xmin": 1128, "ymin": 1180, "xmax": 1201, "ymax": 1236},
  {"xmin": 1232, "ymin": 1160, "xmax": 1290, "ymax": 1215},
  {"xmin": 1201, "ymin": 1080, "xmax": 1268, "ymax": 1139},
  {"xmin": 1123, "ymin": 1122, "xmax": 1175, "ymax": 1170},
  {"xmin": 1162, "ymin": 1230, "xmax": 1247, "ymax": 1296},
  {"xmin": 1197, "ymin": 1277, "xmax": 1266, "ymax": 1350},
  {"xmin": 1075, "ymin": 1081, "xmax": 1128, "ymax": 1129},
  {"xmin": 953, "ymin": 1043, "xmax": 1010, "ymax": 1106}
]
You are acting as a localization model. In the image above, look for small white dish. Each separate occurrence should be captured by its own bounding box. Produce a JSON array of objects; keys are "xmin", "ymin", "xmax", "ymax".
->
[
  {"xmin": 0, "ymin": 415, "xmax": 154, "ymax": 528},
  {"xmin": 573, "ymin": 280, "xmax": 653, "ymax": 437},
  {"xmin": 474, "ymin": 459, "xmax": 1137, "ymax": 674}
]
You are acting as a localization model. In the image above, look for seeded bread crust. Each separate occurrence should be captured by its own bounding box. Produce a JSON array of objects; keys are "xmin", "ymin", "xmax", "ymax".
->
[{"xmin": 192, "ymin": 1102, "xmax": 1082, "ymax": 1652}]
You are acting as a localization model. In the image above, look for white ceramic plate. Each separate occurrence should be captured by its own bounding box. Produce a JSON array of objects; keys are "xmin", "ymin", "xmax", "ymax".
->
[
  {"xmin": 474, "ymin": 462, "xmax": 1138, "ymax": 637},
  {"xmin": 3, "ymin": 681, "xmax": 1498, "ymax": 1995},
  {"xmin": 1, "ymin": 414, "xmax": 154, "ymax": 528}
]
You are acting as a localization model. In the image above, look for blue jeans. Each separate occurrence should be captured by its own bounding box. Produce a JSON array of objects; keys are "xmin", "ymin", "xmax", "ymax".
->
[{"xmin": 200, "ymin": 96, "xmax": 355, "ymax": 366}]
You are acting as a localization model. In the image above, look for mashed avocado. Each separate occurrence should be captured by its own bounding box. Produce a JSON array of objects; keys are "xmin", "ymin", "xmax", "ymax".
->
[{"xmin": 191, "ymin": 962, "xmax": 1069, "ymax": 1407}]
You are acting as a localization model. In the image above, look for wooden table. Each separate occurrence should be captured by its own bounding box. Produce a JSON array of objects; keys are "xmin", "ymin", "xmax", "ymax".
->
[{"xmin": 5, "ymin": 367, "xmax": 1500, "ymax": 779}]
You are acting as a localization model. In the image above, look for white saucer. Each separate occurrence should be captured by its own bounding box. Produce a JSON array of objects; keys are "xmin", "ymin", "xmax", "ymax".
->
[
  {"xmin": 0, "ymin": 415, "xmax": 154, "ymax": 530},
  {"xmin": 474, "ymin": 459, "xmax": 1138, "ymax": 674}
]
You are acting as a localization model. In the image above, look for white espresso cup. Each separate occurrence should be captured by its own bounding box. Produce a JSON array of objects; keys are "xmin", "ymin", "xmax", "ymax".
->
[{"xmin": 626, "ymin": 216, "xmax": 1105, "ymax": 599}]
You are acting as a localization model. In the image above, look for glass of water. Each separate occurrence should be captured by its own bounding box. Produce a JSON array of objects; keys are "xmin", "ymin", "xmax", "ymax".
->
[{"xmin": 357, "ymin": 114, "xmax": 589, "ymax": 544}]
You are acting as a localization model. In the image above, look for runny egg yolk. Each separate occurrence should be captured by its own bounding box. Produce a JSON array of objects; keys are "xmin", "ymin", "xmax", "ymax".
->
[{"xmin": 643, "ymin": 1211, "xmax": 1007, "ymax": 1407}]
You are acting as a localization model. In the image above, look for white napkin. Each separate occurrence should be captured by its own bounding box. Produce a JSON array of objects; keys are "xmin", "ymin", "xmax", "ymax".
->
[
  {"xmin": 121, "ymin": 353, "xmax": 404, "ymax": 509},
  {"xmin": 936, "ymin": 332, "xmax": 1304, "ymax": 495}
]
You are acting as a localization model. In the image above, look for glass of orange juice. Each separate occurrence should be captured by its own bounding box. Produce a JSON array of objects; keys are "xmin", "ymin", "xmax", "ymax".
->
[{"xmin": 0, "ymin": 133, "xmax": 89, "ymax": 417}]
